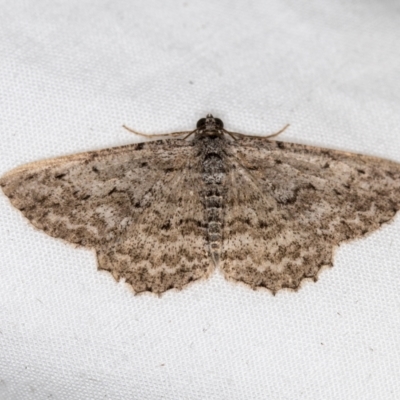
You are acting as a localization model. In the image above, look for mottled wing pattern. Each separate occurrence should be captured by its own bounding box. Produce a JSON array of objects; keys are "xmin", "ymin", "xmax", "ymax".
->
[
  {"xmin": 0, "ymin": 140, "xmax": 210, "ymax": 294},
  {"xmin": 221, "ymin": 139, "xmax": 400, "ymax": 293},
  {"xmin": 96, "ymin": 153, "xmax": 211, "ymax": 294}
]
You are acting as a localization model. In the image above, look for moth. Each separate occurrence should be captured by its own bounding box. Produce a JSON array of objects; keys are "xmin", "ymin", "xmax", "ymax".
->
[{"xmin": 1, "ymin": 114, "xmax": 400, "ymax": 294}]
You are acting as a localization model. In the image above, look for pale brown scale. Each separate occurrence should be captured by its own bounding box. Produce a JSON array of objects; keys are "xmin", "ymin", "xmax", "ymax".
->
[{"xmin": 1, "ymin": 114, "xmax": 400, "ymax": 294}]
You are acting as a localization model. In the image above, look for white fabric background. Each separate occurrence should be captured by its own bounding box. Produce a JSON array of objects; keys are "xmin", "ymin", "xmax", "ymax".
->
[{"xmin": 1, "ymin": 0, "xmax": 400, "ymax": 399}]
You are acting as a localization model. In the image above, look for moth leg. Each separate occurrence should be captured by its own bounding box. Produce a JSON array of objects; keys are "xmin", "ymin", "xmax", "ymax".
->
[
  {"xmin": 223, "ymin": 123, "xmax": 289, "ymax": 140},
  {"xmin": 225, "ymin": 131, "xmax": 239, "ymax": 141},
  {"xmin": 181, "ymin": 130, "xmax": 197, "ymax": 140},
  {"xmin": 122, "ymin": 125, "xmax": 195, "ymax": 139}
]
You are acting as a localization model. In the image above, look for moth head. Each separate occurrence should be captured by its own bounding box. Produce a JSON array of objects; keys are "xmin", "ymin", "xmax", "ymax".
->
[{"xmin": 196, "ymin": 114, "xmax": 224, "ymax": 135}]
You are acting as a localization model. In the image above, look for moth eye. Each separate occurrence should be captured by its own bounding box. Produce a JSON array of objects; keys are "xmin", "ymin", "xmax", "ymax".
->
[
  {"xmin": 196, "ymin": 118, "xmax": 206, "ymax": 129},
  {"xmin": 215, "ymin": 118, "xmax": 224, "ymax": 129}
]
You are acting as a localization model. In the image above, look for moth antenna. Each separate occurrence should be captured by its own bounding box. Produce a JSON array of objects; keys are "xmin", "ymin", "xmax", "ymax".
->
[
  {"xmin": 223, "ymin": 123, "xmax": 290, "ymax": 140},
  {"xmin": 122, "ymin": 125, "xmax": 193, "ymax": 139}
]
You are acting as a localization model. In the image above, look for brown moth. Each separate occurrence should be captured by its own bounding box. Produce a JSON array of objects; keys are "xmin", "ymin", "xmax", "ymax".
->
[{"xmin": 1, "ymin": 115, "xmax": 400, "ymax": 294}]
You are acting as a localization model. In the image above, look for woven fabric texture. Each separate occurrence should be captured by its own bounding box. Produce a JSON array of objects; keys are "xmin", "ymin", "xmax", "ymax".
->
[{"xmin": 1, "ymin": 0, "xmax": 400, "ymax": 399}]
